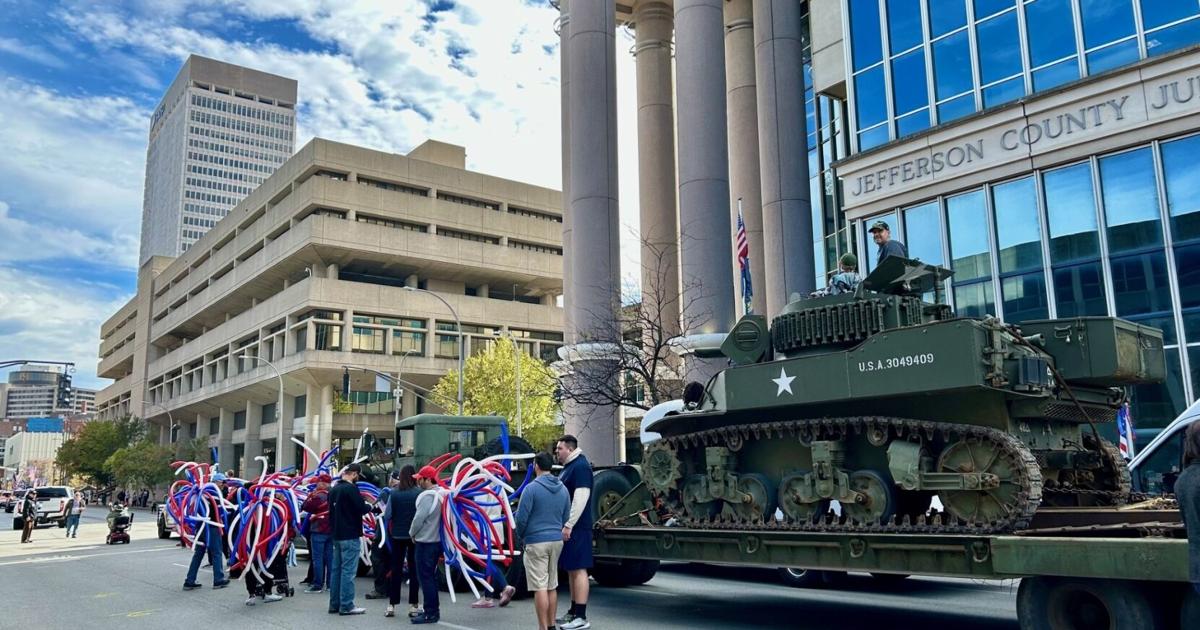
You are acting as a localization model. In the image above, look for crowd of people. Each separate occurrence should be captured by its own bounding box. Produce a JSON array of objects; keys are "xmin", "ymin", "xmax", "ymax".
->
[{"xmin": 176, "ymin": 434, "xmax": 597, "ymax": 630}]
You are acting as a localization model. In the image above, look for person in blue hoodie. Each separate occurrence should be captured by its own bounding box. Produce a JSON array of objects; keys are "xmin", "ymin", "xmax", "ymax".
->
[{"xmin": 516, "ymin": 452, "xmax": 571, "ymax": 630}]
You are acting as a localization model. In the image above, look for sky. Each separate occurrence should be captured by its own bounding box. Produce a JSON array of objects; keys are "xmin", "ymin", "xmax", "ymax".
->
[{"xmin": 0, "ymin": 0, "xmax": 643, "ymax": 390}]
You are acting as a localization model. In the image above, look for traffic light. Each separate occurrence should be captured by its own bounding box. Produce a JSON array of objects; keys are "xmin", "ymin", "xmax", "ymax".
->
[{"xmin": 56, "ymin": 370, "xmax": 74, "ymax": 410}]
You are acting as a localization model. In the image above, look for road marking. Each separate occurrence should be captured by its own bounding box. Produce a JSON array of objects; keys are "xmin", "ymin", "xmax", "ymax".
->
[
  {"xmin": 625, "ymin": 587, "xmax": 679, "ymax": 597},
  {"xmin": 172, "ymin": 563, "xmax": 189, "ymax": 568},
  {"xmin": 0, "ymin": 545, "xmax": 175, "ymax": 566},
  {"xmin": 437, "ymin": 622, "xmax": 487, "ymax": 630},
  {"xmin": 93, "ymin": 592, "xmax": 117, "ymax": 599},
  {"xmin": 109, "ymin": 609, "xmax": 159, "ymax": 618}
]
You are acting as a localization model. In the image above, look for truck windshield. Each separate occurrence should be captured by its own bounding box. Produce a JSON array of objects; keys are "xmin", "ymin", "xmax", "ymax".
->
[
  {"xmin": 1135, "ymin": 429, "xmax": 1183, "ymax": 494},
  {"xmin": 396, "ymin": 427, "xmax": 415, "ymax": 457}
]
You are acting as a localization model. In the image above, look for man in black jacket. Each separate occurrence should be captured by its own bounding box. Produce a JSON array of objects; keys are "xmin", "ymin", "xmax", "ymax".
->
[
  {"xmin": 20, "ymin": 490, "xmax": 37, "ymax": 543},
  {"xmin": 328, "ymin": 463, "xmax": 371, "ymax": 616}
]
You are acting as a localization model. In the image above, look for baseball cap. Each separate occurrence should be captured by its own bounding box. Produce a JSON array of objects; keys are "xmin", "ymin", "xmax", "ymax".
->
[
  {"xmin": 868, "ymin": 220, "xmax": 890, "ymax": 233},
  {"xmin": 389, "ymin": 470, "xmax": 403, "ymax": 481},
  {"xmin": 212, "ymin": 473, "xmax": 227, "ymax": 482},
  {"xmin": 316, "ymin": 473, "xmax": 332, "ymax": 484},
  {"xmin": 840, "ymin": 253, "xmax": 857, "ymax": 268},
  {"xmin": 413, "ymin": 465, "xmax": 438, "ymax": 481},
  {"xmin": 343, "ymin": 463, "xmax": 362, "ymax": 474}
]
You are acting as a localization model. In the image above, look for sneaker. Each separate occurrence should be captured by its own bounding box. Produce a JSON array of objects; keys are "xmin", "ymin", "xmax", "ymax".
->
[
  {"xmin": 212, "ymin": 581, "xmax": 229, "ymax": 589},
  {"xmin": 340, "ymin": 607, "xmax": 367, "ymax": 616},
  {"xmin": 410, "ymin": 613, "xmax": 439, "ymax": 625},
  {"xmin": 182, "ymin": 583, "xmax": 202, "ymax": 591},
  {"xmin": 563, "ymin": 618, "xmax": 591, "ymax": 630},
  {"xmin": 304, "ymin": 586, "xmax": 323, "ymax": 594},
  {"xmin": 408, "ymin": 605, "xmax": 423, "ymax": 618},
  {"xmin": 498, "ymin": 585, "xmax": 515, "ymax": 607},
  {"xmin": 263, "ymin": 594, "xmax": 283, "ymax": 603},
  {"xmin": 386, "ymin": 605, "xmax": 395, "ymax": 618},
  {"xmin": 365, "ymin": 590, "xmax": 385, "ymax": 600},
  {"xmin": 245, "ymin": 596, "xmax": 257, "ymax": 606},
  {"xmin": 556, "ymin": 613, "xmax": 577, "ymax": 626},
  {"xmin": 328, "ymin": 609, "xmax": 338, "ymax": 614},
  {"xmin": 471, "ymin": 598, "xmax": 496, "ymax": 608}
]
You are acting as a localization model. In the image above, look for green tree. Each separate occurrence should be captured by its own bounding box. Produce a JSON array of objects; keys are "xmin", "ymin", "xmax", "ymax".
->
[
  {"xmin": 430, "ymin": 336, "xmax": 561, "ymax": 451},
  {"xmin": 106, "ymin": 440, "xmax": 175, "ymax": 489},
  {"xmin": 55, "ymin": 416, "xmax": 149, "ymax": 487},
  {"xmin": 173, "ymin": 437, "xmax": 211, "ymax": 464}
]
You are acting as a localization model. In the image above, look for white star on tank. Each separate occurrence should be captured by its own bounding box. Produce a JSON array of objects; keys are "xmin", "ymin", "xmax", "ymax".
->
[{"xmin": 772, "ymin": 367, "xmax": 795, "ymax": 396}]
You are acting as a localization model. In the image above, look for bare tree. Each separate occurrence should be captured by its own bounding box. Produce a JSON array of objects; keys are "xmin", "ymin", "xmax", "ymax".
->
[{"xmin": 557, "ymin": 237, "xmax": 711, "ymax": 414}]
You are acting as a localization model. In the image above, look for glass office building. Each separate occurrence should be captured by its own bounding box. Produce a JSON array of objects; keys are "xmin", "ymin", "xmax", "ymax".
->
[{"xmin": 827, "ymin": 0, "xmax": 1200, "ymax": 429}]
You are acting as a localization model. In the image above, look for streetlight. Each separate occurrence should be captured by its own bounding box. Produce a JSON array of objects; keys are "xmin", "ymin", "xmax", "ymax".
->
[
  {"xmin": 141, "ymin": 400, "xmax": 177, "ymax": 443},
  {"xmin": 494, "ymin": 331, "xmax": 522, "ymax": 437},
  {"xmin": 401, "ymin": 286, "xmax": 464, "ymax": 415},
  {"xmin": 238, "ymin": 354, "xmax": 285, "ymax": 472},
  {"xmin": 393, "ymin": 349, "xmax": 418, "ymax": 427}
]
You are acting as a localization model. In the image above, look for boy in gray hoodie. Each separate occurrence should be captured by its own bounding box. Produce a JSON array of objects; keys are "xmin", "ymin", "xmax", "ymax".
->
[
  {"xmin": 409, "ymin": 465, "xmax": 443, "ymax": 625},
  {"xmin": 516, "ymin": 452, "xmax": 571, "ymax": 630}
]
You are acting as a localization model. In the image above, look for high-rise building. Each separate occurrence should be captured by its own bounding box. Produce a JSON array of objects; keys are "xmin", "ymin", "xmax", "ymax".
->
[
  {"xmin": 139, "ymin": 55, "xmax": 298, "ymax": 263},
  {"xmin": 2, "ymin": 366, "xmax": 96, "ymax": 419}
]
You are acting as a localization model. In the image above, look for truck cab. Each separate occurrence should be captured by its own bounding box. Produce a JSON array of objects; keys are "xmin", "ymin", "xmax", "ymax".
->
[
  {"xmin": 1130, "ymin": 399, "xmax": 1200, "ymax": 494},
  {"xmin": 392, "ymin": 413, "xmax": 531, "ymax": 472}
]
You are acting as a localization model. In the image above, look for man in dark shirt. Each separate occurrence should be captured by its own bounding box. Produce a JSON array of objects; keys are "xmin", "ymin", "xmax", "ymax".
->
[
  {"xmin": 555, "ymin": 435, "xmax": 594, "ymax": 630},
  {"xmin": 869, "ymin": 220, "xmax": 908, "ymax": 268},
  {"xmin": 328, "ymin": 463, "xmax": 371, "ymax": 616}
]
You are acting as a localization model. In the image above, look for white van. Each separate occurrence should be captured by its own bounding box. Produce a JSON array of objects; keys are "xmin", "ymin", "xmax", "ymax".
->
[{"xmin": 1129, "ymin": 399, "xmax": 1200, "ymax": 494}]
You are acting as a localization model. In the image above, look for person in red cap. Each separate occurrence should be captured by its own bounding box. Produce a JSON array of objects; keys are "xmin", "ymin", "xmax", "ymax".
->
[
  {"xmin": 302, "ymin": 474, "xmax": 334, "ymax": 594},
  {"xmin": 408, "ymin": 465, "xmax": 443, "ymax": 625}
]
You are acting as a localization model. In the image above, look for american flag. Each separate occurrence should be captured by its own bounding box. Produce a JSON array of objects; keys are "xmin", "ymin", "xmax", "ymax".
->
[
  {"xmin": 736, "ymin": 203, "xmax": 753, "ymax": 315},
  {"xmin": 1116, "ymin": 402, "xmax": 1135, "ymax": 460}
]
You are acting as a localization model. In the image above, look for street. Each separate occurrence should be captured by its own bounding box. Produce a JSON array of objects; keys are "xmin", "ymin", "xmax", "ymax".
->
[{"xmin": 0, "ymin": 510, "xmax": 1019, "ymax": 629}]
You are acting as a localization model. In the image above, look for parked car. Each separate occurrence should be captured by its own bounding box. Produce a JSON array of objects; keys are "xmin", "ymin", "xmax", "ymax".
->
[
  {"xmin": 5, "ymin": 489, "xmax": 30, "ymax": 514},
  {"xmin": 157, "ymin": 504, "xmax": 178, "ymax": 539},
  {"xmin": 0, "ymin": 490, "xmax": 14, "ymax": 511},
  {"xmin": 12, "ymin": 486, "xmax": 74, "ymax": 530},
  {"xmin": 1130, "ymin": 399, "xmax": 1200, "ymax": 494}
]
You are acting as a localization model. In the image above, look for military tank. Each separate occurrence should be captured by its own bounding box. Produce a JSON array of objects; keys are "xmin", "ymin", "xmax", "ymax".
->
[{"xmin": 642, "ymin": 256, "xmax": 1166, "ymax": 533}]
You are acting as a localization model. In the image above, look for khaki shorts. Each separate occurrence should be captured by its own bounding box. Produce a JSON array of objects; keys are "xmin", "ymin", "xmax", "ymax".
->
[{"xmin": 524, "ymin": 541, "xmax": 564, "ymax": 591}]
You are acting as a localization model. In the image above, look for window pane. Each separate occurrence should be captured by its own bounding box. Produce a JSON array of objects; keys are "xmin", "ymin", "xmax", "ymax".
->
[
  {"xmin": 929, "ymin": 0, "xmax": 968, "ymax": 37},
  {"xmin": 1146, "ymin": 17, "xmax": 1200, "ymax": 57},
  {"xmin": 947, "ymin": 190, "xmax": 991, "ymax": 281},
  {"xmin": 859, "ymin": 125, "xmax": 890, "ymax": 150},
  {"xmin": 1052, "ymin": 261, "xmax": 1108, "ymax": 317},
  {"xmin": 887, "ymin": 0, "xmax": 923, "ymax": 53},
  {"xmin": 1100, "ymin": 148, "xmax": 1163, "ymax": 253},
  {"xmin": 1043, "ymin": 163, "xmax": 1100, "ymax": 262},
  {"xmin": 1129, "ymin": 347, "xmax": 1187, "ymax": 428},
  {"xmin": 954, "ymin": 281, "xmax": 996, "ymax": 317},
  {"xmin": 855, "ymin": 66, "xmax": 888, "ymax": 128},
  {"xmin": 992, "ymin": 178, "xmax": 1043, "ymax": 273},
  {"xmin": 850, "ymin": 0, "xmax": 885, "ymax": 70},
  {"xmin": 1001, "ymin": 272, "xmax": 1049, "ymax": 322},
  {"xmin": 1128, "ymin": 313, "xmax": 1177, "ymax": 345},
  {"xmin": 976, "ymin": 11, "xmax": 1022, "ymax": 84},
  {"xmin": 1024, "ymin": 0, "xmax": 1077, "ymax": 67},
  {"xmin": 1085, "ymin": 39, "xmax": 1139, "ymax": 74},
  {"xmin": 864, "ymin": 212, "xmax": 898, "ymax": 273},
  {"xmin": 904, "ymin": 201, "xmax": 944, "ymax": 265},
  {"xmin": 1032, "ymin": 58, "xmax": 1080, "ymax": 91},
  {"xmin": 1160, "ymin": 134, "xmax": 1200, "ymax": 243},
  {"xmin": 1175, "ymin": 243, "xmax": 1200, "ymax": 309},
  {"xmin": 1140, "ymin": 0, "xmax": 1200, "ymax": 30},
  {"xmin": 982, "ymin": 76, "xmax": 1024, "ymax": 108},
  {"xmin": 973, "ymin": 0, "xmax": 1014, "ymax": 19},
  {"xmin": 1190, "ymin": 346, "xmax": 1200, "ymax": 398},
  {"xmin": 892, "ymin": 49, "xmax": 929, "ymax": 114},
  {"xmin": 1186, "ymin": 311, "xmax": 1200, "ymax": 344},
  {"xmin": 1079, "ymin": 0, "xmax": 1136, "ymax": 49},
  {"xmin": 932, "ymin": 30, "xmax": 973, "ymax": 100},
  {"xmin": 938, "ymin": 93, "xmax": 976, "ymax": 122},
  {"xmin": 1110, "ymin": 250, "xmax": 1173, "ymax": 317},
  {"xmin": 897, "ymin": 108, "xmax": 931, "ymax": 137}
]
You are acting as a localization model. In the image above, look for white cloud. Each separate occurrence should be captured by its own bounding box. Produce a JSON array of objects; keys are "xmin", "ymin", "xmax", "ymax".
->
[
  {"xmin": 0, "ymin": 201, "xmax": 138, "ymax": 267},
  {"xmin": 0, "ymin": 267, "xmax": 132, "ymax": 390},
  {"xmin": 0, "ymin": 36, "xmax": 67, "ymax": 68}
]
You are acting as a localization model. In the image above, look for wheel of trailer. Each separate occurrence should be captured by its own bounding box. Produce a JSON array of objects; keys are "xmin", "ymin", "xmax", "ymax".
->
[
  {"xmin": 1016, "ymin": 577, "xmax": 1165, "ymax": 630},
  {"xmin": 776, "ymin": 567, "xmax": 833, "ymax": 589},
  {"xmin": 725, "ymin": 473, "xmax": 776, "ymax": 523},
  {"xmin": 591, "ymin": 469, "xmax": 634, "ymax": 522},
  {"xmin": 937, "ymin": 436, "xmax": 1030, "ymax": 525},
  {"xmin": 778, "ymin": 472, "xmax": 830, "ymax": 524},
  {"xmin": 869, "ymin": 573, "xmax": 910, "ymax": 587},
  {"xmin": 842, "ymin": 470, "xmax": 896, "ymax": 525},
  {"xmin": 591, "ymin": 559, "xmax": 659, "ymax": 587}
]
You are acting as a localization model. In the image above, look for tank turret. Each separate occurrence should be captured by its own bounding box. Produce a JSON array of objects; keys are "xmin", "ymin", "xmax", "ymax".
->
[{"xmin": 644, "ymin": 257, "xmax": 1165, "ymax": 533}]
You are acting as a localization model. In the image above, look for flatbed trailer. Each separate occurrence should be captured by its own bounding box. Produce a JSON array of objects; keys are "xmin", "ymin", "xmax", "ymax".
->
[{"xmin": 588, "ymin": 473, "xmax": 1197, "ymax": 630}]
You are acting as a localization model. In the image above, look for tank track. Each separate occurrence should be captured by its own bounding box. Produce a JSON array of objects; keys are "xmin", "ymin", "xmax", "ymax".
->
[
  {"xmin": 1041, "ymin": 440, "xmax": 1131, "ymax": 505},
  {"xmin": 655, "ymin": 416, "xmax": 1044, "ymax": 534}
]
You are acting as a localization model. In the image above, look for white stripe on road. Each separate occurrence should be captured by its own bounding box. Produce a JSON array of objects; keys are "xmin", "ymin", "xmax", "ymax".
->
[
  {"xmin": 624, "ymin": 587, "xmax": 679, "ymax": 597},
  {"xmin": 0, "ymin": 545, "xmax": 175, "ymax": 566},
  {"xmin": 437, "ymin": 621, "xmax": 487, "ymax": 630}
]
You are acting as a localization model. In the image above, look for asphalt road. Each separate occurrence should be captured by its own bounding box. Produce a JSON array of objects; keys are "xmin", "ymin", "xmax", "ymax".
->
[{"xmin": 0, "ymin": 510, "xmax": 1019, "ymax": 629}]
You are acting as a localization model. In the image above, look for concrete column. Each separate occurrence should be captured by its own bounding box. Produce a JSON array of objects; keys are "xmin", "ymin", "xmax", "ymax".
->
[
  {"xmin": 675, "ymin": 0, "xmax": 736, "ymax": 380},
  {"xmin": 633, "ymin": 0, "xmax": 681, "ymax": 339},
  {"xmin": 559, "ymin": 0, "xmax": 573, "ymax": 343},
  {"xmin": 279, "ymin": 392, "xmax": 296, "ymax": 471},
  {"xmin": 725, "ymin": 0, "xmax": 767, "ymax": 316},
  {"xmin": 301, "ymin": 383, "xmax": 318, "ymax": 447},
  {"xmin": 318, "ymin": 383, "xmax": 335, "ymax": 453},
  {"xmin": 405, "ymin": 274, "xmax": 418, "ymax": 288},
  {"xmin": 326, "ymin": 263, "xmax": 339, "ymax": 279},
  {"xmin": 563, "ymin": 0, "xmax": 620, "ymax": 466},
  {"xmin": 755, "ymin": 0, "xmax": 814, "ymax": 314},
  {"xmin": 217, "ymin": 407, "xmax": 234, "ymax": 473},
  {"xmin": 244, "ymin": 400, "xmax": 263, "ymax": 472}
]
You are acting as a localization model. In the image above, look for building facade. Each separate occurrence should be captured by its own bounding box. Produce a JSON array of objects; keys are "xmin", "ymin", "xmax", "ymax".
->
[
  {"xmin": 824, "ymin": 0, "xmax": 1200, "ymax": 429},
  {"xmin": 3, "ymin": 430, "xmax": 66, "ymax": 487},
  {"xmin": 2, "ymin": 366, "xmax": 97, "ymax": 420},
  {"xmin": 139, "ymin": 55, "xmax": 298, "ymax": 263},
  {"xmin": 98, "ymin": 138, "xmax": 564, "ymax": 477}
]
